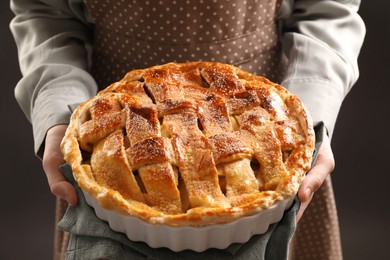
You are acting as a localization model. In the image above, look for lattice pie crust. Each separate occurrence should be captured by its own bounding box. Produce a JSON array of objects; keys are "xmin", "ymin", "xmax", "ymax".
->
[{"xmin": 61, "ymin": 62, "xmax": 315, "ymax": 226}]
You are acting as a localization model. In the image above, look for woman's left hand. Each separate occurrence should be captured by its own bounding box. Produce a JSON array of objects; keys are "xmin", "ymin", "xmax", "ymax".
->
[{"xmin": 296, "ymin": 131, "xmax": 335, "ymax": 222}]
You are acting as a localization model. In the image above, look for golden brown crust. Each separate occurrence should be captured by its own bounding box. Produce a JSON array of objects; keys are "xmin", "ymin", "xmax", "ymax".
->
[{"xmin": 61, "ymin": 62, "xmax": 315, "ymax": 226}]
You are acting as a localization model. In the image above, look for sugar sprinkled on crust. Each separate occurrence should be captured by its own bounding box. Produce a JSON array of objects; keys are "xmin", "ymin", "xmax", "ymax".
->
[{"xmin": 61, "ymin": 62, "xmax": 315, "ymax": 226}]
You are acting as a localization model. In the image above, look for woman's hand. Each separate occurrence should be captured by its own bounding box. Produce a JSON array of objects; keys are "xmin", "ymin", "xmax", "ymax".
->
[
  {"xmin": 42, "ymin": 124, "xmax": 78, "ymax": 206},
  {"xmin": 296, "ymin": 131, "xmax": 335, "ymax": 222}
]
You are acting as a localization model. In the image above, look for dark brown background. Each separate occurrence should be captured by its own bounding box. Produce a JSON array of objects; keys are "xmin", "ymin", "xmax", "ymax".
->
[{"xmin": 1, "ymin": 1, "xmax": 389, "ymax": 259}]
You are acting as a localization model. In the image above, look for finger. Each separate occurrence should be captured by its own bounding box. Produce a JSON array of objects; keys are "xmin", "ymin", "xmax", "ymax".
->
[
  {"xmin": 296, "ymin": 192, "xmax": 313, "ymax": 222},
  {"xmin": 296, "ymin": 169, "xmax": 321, "ymax": 222},
  {"xmin": 298, "ymin": 163, "xmax": 329, "ymax": 203},
  {"xmin": 296, "ymin": 162, "xmax": 329, "ymax": 222},
  {"xmin": 50, "ymin": 179, "xmax": 78, "ymax": 206},
  {"xmin": 43, "ymin": 125, "xmax": 78, "ymax": 206},
  {"xmin": 296, "ymin": 132, "xmax": 335, "ymax": 221},
  {"xmin": 298, "ymin": 133, "xmax": 334, "ymax": 204},
  {"xmin": 44, "ymin": 158, "xmax": 78, "ymax": 206},
  {"xmin": 43, "ymin": 155, "xmax": 79, "ymax": 206}
]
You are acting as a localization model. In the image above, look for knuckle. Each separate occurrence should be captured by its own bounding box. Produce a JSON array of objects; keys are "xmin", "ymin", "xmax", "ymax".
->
[
  {"xmin": 50, "ymin": 182, "xmax": 62, "ymax": 196},
  {"xmin": 311, "ymin": 174, "xmax": 323, "ymax": 192},
  {"xmin": 315, "ymin": 174, "xmax": 323, "ymax": 188},
  {"xmin": 50, "ymin": 181, "xmax": 68, "ymax": 198}
]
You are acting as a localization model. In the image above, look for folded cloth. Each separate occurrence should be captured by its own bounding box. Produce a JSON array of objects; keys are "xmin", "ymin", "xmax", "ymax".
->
[{"xmin": 58, "ymin": 122, "xmax": 324, "ymax": 260}]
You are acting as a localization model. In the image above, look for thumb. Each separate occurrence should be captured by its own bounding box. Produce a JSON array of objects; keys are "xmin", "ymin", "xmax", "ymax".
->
[
  {"xmin": 43, "ymin": 125, "xmax": 78, "ymax": 206},
  {"xmin": 50, "ymin": 179, "xmax": 78, "ymax": 206}
]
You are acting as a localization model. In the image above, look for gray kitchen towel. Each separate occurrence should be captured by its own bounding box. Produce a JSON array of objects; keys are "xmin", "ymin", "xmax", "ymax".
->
[{"xmin": 58, "ymin": 122, "xmax": 324, "ymax": 260}]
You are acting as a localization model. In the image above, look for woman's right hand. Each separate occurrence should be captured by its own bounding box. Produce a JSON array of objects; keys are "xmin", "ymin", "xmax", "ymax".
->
[{"xmin": 42, "ymin": 124, "xmax": 78, "ymax": 206}]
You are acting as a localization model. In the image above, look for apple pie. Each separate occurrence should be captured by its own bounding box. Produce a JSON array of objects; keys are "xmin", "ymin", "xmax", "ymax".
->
[{"xmin": 61, "ymin": 62, "xmax": 315, "ymax": 227}]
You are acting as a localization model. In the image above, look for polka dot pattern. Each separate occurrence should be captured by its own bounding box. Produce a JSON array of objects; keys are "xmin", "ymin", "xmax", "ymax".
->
[
  {"xmin": 289, "ymin": 177, "xmax": 343, "ymax": 260},
  {"xmin": 84, "ymin": 0, "xmax": 285, "ymax": 88}
]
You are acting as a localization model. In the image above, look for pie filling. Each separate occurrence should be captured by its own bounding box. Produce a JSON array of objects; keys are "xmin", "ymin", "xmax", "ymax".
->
[{"xmin": 62, "ymin": 62, "xmax": 315, "ymax": 225}]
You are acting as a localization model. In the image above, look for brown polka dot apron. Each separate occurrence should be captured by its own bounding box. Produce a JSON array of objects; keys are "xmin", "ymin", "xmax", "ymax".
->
[
  {"xmin": 84, "ymin": 0, "xmax": 286, "ymax": 89},
  {"xmin": 53, "ymin": 1, "xmax": 343, "ymax": 260}
]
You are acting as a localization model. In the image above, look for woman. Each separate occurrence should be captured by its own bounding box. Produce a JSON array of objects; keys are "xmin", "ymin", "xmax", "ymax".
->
[{"xmin": 10, "ymin": 0, "xmax": 365, "ymax": 259}]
